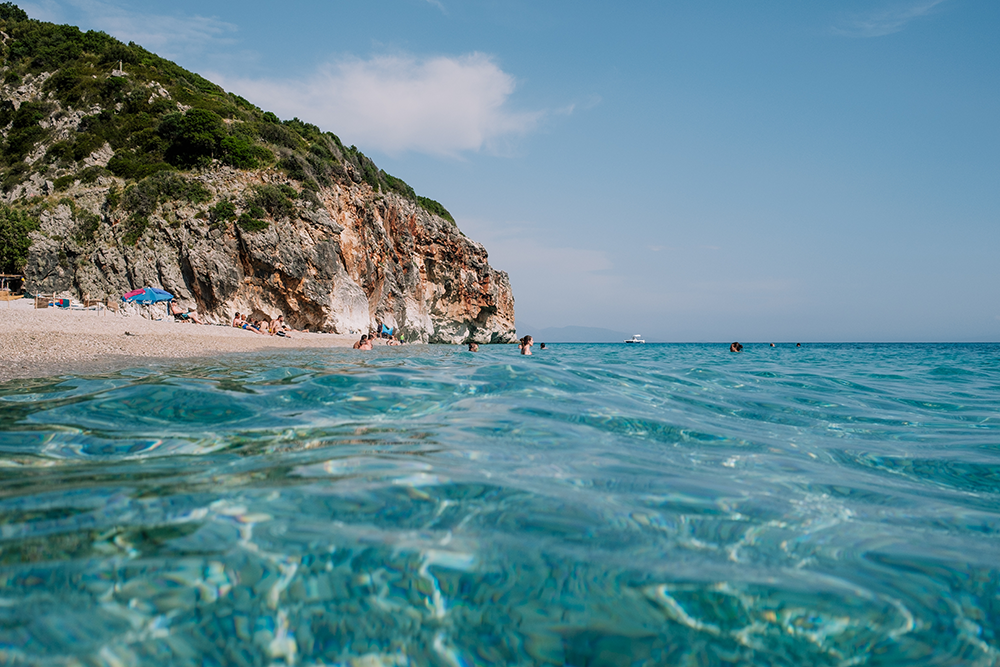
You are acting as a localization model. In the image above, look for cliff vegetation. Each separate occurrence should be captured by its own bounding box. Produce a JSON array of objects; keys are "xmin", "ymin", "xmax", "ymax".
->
[{"xmin": 0, "ymin": 3, "xmax": 515, "ymax": 343}]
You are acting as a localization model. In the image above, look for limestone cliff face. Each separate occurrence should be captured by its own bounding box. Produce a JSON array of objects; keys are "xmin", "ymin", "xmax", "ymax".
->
[
  {"xmin": 21, "ymin": 170, "xmax": 516, "ymax": 343},
  {"xmin": 5, "ymin": 75, "xmax": 516, "ymax": 344}
]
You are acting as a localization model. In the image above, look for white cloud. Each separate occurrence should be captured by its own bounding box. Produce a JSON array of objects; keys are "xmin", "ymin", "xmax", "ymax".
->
[
  {"xmin": 834, "ymin": 0, "xmax": 950, "ymax": 38},
  {"xmin": 213, "ymin": 53, "xmax": 543, "ymax": 157}
]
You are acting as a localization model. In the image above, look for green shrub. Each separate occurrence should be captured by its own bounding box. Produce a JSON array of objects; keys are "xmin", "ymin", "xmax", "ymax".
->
[
  {"xmin": 105, "ymin": 184, "xmax": 120, "ymax": 210},
  {"xmin": 381, "ymin": 170, "xmax": 415, "ymax": 199},
  {"xmin": 78, "ymin": 165, "xmax": 111, "ymax": 184},
  {"xmin": 0, "ymin": 3, "xmax": 29, "ymax": 23},
  {"xmin": 107, "ymin": 151, "xmax": 173, "ymax": 180},
  {"xmin": 74, "ymin": 209, "xmax": 102, "ymax": 244},
  {"xmin": 3, "ymin": 101, "xmax": 51, "ymax": 162},
  {"xmin": 236, "ymin": 211, "xmax": 268, "ymax": 232},
  {"xmin": 44, "ymin": 141, "xmax": 73, "ymax": 163},
  {"xmin": 53, "ymin": 174, "xmax": 76, "ymax": 191},
  {"xmin": 71, "ymin": 132, "xmax": 107, "ymax": 161},
  {"xmin": 0, "ymin": 204, "xmax": 39, "ymax": 273},
  {"xmin": 122, "ymin": 171, "xmax": 209, "ymax": 216},
  {"xmin": 417, "ymin": 196, "xmax": 455, "ymax": 224},
  {"xmin": 209, "ymin": 200, "xmax": 235, "ymax": 224},
  {"xmin": 278, "ymin": 154, "xmax": 310, "ymax": 182},
  {"xmin": 122, "ymin": 214, "xmax": 148, "ymax": 246},
  {"xmin": 1, "ymin": 162, "xmax": 29, "ymax": 190},
  {"xmin": 251, "ymin": 184, "xmax": 294, "ymax": 219},
  {"xmin": 0, "ymin": 100, "xmax": 14, "ymax": 129},
  {"xmin": 260, "ymin": 123, "xmax": 301, "ymax": 150},
  {"xmin": 160, "ymin": 108, "xmax": 225, "ymax": 167},
  {"xmin": 220, "ymin": 135, "xmax": 272, "ymax": 169}
]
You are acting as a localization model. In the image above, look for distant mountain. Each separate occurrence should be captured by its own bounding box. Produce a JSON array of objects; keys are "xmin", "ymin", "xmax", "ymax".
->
[{"xmin": 515, "ymin": 324, "xmax": 638, "ymax": 343}]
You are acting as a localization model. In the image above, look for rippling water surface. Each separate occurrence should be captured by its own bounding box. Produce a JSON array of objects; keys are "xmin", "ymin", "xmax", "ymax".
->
[{"xmin": 1, "ymin": 343, "xmax": 998, "ymax": 666}]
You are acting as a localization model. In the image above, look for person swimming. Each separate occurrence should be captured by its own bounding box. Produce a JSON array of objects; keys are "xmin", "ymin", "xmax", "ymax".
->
[
  {"xmin": 468, "ymin": 342, "xmax": 479, "ymax": 352},
  {"xmin": 730, "ymin": 342, "xmax": 743, "ymax": 352},
  {"xmin": 518, "ymin": 335, "xmax": 533, "ymax": 355}
]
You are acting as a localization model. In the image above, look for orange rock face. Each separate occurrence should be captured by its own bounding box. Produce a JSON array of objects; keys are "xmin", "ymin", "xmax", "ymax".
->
[{"xmin": 25, "ymin": 170, "xmax": 516, "ymax": 344}]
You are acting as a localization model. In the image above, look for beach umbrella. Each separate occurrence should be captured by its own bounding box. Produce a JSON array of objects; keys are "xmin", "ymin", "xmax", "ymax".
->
[{"xmin": 122, "ymin": 287, "xmax": 174, "ymax": 304}]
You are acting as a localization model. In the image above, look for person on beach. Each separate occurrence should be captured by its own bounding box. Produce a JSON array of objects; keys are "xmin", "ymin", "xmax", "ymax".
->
[
  {"xmin": 730, "ymin": 342, "xmax": 743, "ymax": 352},
  {"xmin": 269, "ymin": 315, "xmax": 291, "ymax": 338},
  {"xmin": 232, "ymin": 312, "xmax": 243, "ymax": 328},
  {"xmin": 169, "ymin": 300, "xmax": 206, "ymax": 324},
  {"xmin": 518, "ymin": 335, "xmax": 533, "ymax": 355},
  {"xmin": 468, "ymin": 342, "xmax": 479, "ymax": 352}
]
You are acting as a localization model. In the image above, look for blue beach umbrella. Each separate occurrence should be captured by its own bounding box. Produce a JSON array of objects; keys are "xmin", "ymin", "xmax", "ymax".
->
[{"xmin": 122, "ymin": 287, "xmax": 174, "ymax": 304}]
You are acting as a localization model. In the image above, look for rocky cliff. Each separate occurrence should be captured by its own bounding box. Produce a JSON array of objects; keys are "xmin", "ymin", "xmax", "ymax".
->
[{"xmin": 0, "ymin": 9, "xmax": 515, "ymax": 344}]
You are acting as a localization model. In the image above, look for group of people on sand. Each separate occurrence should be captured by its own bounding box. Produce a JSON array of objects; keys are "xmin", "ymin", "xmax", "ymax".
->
[{"xmin": 232, "ymin": 312, "xmax": 292, "ymax": 338}]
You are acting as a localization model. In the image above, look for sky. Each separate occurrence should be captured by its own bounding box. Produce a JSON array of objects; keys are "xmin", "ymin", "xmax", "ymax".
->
[{"xmin": 20, "ymin": 0, "xmax": 1000, "ymax": 341}]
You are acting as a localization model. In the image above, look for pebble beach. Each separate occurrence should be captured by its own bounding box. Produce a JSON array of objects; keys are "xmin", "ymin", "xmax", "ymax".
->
[{"xmin": 0, "ymin": 297, "xmax": 359, "ymax": 382}]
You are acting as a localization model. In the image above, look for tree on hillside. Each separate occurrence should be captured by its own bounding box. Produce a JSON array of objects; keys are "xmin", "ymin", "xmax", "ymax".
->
[
  {"xmin": 0, "ymin": 206, "xmax": 39, "ymax": 274},
  {"xmin": 0, "ymin": 2, "xmax": 28, "ymax": 22}
]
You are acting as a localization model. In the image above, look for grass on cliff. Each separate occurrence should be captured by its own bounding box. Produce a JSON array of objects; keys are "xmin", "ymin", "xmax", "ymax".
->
[{"xmin": 0, "ymin": 3, "xmax": 457, "ymax": 227}]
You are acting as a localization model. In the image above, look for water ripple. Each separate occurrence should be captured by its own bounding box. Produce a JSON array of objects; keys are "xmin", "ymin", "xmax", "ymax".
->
[{"xmin": 0, "ymin": 343, "xmax": 998, "ymax": 665}]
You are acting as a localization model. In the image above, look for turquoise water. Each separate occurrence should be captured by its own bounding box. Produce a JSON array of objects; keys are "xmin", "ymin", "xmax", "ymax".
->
[{"xmin": 1, "ymin": 343, "xmax": 998, "ymax": 666}]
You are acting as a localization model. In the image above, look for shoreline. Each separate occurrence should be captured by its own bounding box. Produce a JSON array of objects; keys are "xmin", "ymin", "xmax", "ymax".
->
[{"xmin": 0, "ymin": 298, "xmax": 361, "ymax": 382}]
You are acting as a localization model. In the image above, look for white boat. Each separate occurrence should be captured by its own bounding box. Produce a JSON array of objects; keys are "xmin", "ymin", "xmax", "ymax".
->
[{"xmin": 625, "ymin": 334, "xmax": 645, "ymax": 344}]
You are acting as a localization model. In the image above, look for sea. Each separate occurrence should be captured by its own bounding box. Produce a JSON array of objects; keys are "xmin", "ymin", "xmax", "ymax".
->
[{"xmin": 0, "ymin": 342, "xmax": 998, "ymax": 666}]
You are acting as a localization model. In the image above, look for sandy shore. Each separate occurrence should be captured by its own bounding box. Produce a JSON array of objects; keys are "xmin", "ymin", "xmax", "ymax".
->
[{"xmin": 0, "ymin": 298, "xmax": 360, "ymax": 382}]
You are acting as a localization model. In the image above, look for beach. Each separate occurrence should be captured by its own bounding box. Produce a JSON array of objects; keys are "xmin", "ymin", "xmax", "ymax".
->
[{"xmin": 0, "ymin": 297, "xmax": 359, "ymax": 382}]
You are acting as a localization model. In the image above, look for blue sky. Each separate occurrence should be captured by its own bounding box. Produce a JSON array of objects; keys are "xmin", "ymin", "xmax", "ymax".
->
[{"xmin": 21, "ymin": 0, "xmax": 1000, "ymax": 341}]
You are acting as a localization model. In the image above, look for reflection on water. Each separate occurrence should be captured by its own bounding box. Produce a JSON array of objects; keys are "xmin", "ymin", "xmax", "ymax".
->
[{"xmin": 1, "ymin": 343, "xmax": 998, "ymax": 665}]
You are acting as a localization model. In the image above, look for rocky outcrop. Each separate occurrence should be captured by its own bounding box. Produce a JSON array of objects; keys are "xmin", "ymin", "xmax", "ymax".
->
[
  {"xmin": 5, "ymin": 77, "xmax": 516, "ymax": 344},
  {"xmin": 20, "ymin": 170, "xmax": 515, "ymax": 343}
]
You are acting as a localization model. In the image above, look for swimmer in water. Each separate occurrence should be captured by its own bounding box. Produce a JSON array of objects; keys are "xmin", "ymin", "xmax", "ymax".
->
[
  {"xmin": 518, "ymin": 335, "xmax": 533, "ymax": 355},
  {"xmin": 468, "ymin": 342, "xmax": 479, "ymax": 352},
  {"xmin": 730, "ymin": 342, "xmax": 743, "ymax": 352}
]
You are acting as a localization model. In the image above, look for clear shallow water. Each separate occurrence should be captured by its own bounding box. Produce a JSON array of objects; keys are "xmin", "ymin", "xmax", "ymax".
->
[{"xmin": 1, "ymin": 343, "xmax": 998, "ymax": 666}]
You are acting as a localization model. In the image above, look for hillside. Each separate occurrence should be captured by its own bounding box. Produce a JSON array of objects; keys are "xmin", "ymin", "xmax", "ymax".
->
[{"xmin": 0, "ymin": 3, "xmax": 515, "ymax": 343}]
